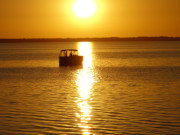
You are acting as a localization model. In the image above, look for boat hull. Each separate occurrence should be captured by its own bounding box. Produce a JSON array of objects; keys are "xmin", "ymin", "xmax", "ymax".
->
[{"xmin": 59, "ymin": 56, "xmax": 83, "ymax": 66}]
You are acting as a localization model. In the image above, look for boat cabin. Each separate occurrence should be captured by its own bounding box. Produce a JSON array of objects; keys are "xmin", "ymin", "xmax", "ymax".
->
[
  {"xmin": 60, "ymin": 49, "xmax": 79, "ymax": 57},
  {"xmin": 59, "ymin": 49, "xmax": 83, "ymax": 66}
]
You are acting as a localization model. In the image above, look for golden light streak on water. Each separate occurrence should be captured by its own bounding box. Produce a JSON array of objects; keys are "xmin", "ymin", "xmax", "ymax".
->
[
  {"xmin": 75, "ymin": 42, "xmax": 95, "ymax": 134},
  {"xmin": 78, "ymin": 42, "xmax": 93, "ymax": 68}
]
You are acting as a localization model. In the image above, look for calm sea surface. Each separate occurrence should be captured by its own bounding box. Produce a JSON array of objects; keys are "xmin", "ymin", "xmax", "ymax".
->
[{"xmin": 0, "ymin": 41, "xmax": 180, "ymax": 135}]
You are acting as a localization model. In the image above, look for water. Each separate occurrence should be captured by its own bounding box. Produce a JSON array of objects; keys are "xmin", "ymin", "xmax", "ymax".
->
[{"xmin": 0, "ymin": 41, "xmax": 180, "ymax": 135}]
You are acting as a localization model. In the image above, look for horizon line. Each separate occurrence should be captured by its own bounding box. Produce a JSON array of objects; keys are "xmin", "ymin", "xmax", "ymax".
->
[
  {"xmin": 1, "ymin": 36, "xmax": 180, "ymax": 39},
  {"xmin": 0, "ymin": 36, "xmax": 180, "ymax": 43}
]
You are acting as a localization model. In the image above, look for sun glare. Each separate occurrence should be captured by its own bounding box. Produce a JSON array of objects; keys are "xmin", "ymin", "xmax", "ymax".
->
[
  {"xmin": 78, "ymin": 42, "xmax": 93, "ymax": 68},
  {"xmin": 73, "ymin": 0, "xmax": 97, "ymax": 18},
  {"xmin": 75, "ymin": 42, "xmax": 95, "ymax": 134}
]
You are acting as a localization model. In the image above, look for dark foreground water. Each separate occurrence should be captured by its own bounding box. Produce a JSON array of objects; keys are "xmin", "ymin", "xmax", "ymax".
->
[{"xmin": 0, "ymin": 41, "xmax": 180, "ymax": 135}]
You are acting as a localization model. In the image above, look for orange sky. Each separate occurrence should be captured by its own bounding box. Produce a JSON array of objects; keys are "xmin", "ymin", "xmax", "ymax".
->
[{"xmin": 0, "ymin": 0, "xmax": 180, "ymax": 38}]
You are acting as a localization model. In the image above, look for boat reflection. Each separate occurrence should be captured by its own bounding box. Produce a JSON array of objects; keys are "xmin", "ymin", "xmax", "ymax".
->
[{"xmin": 75, "ymin": 42, "xmax": 95, "ymax": 134}]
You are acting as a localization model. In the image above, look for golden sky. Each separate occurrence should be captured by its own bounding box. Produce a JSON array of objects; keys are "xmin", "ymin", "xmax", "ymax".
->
[{"xmin": 0, "ymin": 0, "xmax": 180, "ymax": 38}]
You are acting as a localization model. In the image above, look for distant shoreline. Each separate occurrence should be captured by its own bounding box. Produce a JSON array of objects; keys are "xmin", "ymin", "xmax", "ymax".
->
[{"xmin": 0, "ymin": 37, "xmax": 180, "ymax": 43}]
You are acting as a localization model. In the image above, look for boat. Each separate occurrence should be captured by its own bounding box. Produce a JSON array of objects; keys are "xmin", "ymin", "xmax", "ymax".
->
[{"xmin": 59, "ymin": 49, "xmax": 83, "ymax": 66}]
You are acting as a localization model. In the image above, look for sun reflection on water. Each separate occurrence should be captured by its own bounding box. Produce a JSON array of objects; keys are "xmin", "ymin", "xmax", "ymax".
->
[
  {"xmin": 75, "ymin": 42, "xmax": 95, "ymax": 134},
  {"xmin": 78, "ymin": 42, "xmax": 93, "ymax": 68}
]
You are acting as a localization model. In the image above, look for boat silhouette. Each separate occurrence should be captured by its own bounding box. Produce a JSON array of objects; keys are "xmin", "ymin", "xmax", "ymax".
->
[{"xmin": 59, "ymin": 49, "xmax": 83, "ymax": 66}]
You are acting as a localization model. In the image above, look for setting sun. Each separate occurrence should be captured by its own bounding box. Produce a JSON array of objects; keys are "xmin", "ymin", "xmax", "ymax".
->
[{"xmin": 73, "ymin": 0, "xmax": 97, "ymax": 18}]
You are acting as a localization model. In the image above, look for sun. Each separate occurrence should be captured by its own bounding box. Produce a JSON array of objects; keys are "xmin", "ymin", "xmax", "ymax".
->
[{"xmin": 73, "ymin": 0, "xmax": 97, "ymax": 18}]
